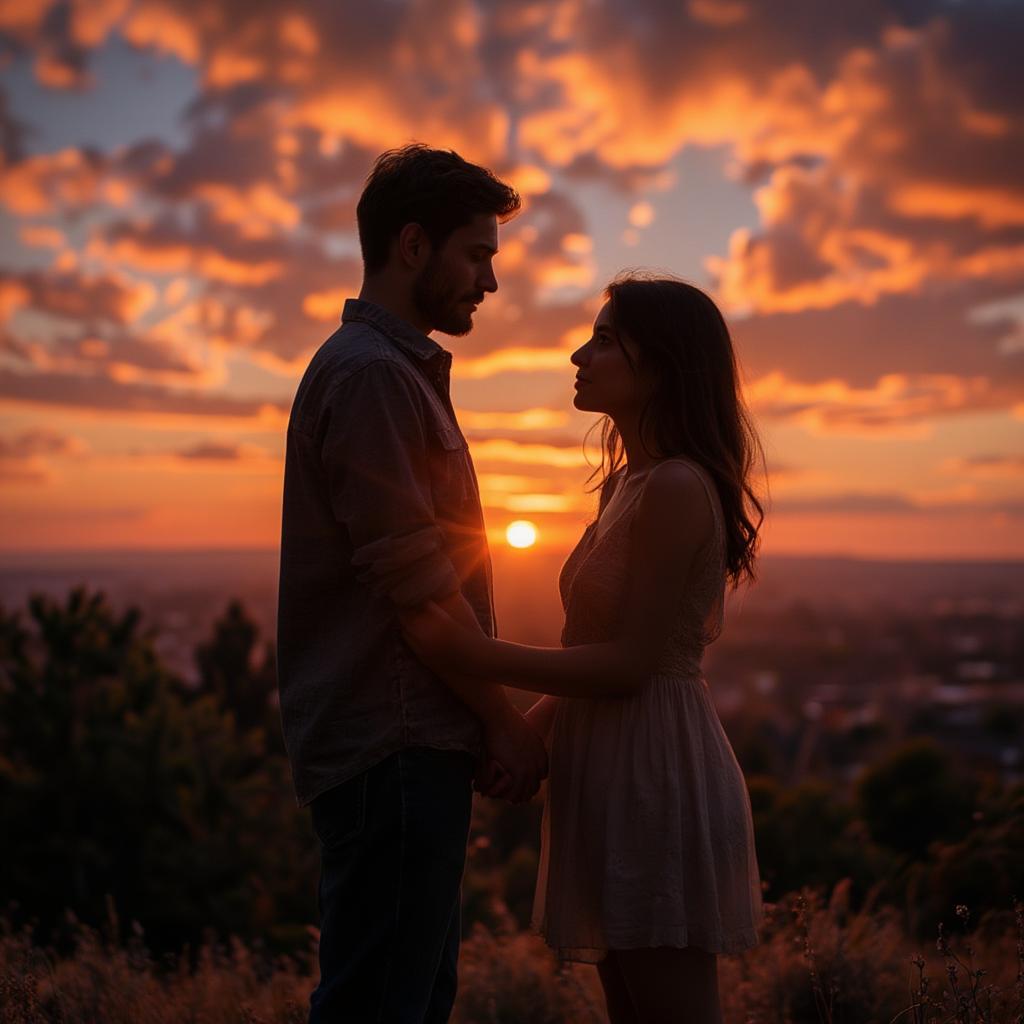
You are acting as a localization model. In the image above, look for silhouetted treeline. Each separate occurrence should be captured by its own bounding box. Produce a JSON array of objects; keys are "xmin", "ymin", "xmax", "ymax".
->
[
  {"xmin": 1, "ymin": 588, "xmax": 1021, "ymax": 959},
  {"xmin": 0, "ymin": 589, "xmax": 316, "ymax": 957}
]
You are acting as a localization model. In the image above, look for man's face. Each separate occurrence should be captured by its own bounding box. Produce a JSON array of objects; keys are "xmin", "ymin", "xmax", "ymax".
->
[{"xmin": 412, "ymin": 213, "xmax": 499, "ymax": 336}]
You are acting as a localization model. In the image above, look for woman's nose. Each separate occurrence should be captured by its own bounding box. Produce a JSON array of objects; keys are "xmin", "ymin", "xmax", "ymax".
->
[{"xmin": 570, "ymin": 345, "xmax": 587, "ymax": 367}]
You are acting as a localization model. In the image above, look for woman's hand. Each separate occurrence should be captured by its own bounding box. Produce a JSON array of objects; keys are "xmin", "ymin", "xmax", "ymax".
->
[{"xmin": 399, "ymin": 600, "xmax": 489, "ymax": 677}]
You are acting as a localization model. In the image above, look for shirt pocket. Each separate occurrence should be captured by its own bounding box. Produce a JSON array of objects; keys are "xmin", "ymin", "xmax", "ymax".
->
[{"xmin": 435, "ymin": 425, "xmax": 473, "ymax": 506}]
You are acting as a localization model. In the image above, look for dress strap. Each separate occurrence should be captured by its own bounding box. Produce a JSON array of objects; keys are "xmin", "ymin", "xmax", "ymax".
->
[{"xmin": 593, "ymin": 469, "xmax": 646, "ymax": 541}]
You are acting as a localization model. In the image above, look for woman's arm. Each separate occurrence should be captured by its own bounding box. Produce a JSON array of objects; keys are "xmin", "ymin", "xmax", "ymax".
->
[{"xmin": 403, "ymin": 461, "xmax": 715, "ymax": 699}]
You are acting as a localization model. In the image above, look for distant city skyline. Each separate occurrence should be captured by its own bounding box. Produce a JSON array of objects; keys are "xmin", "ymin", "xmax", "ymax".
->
[{"xmin": 1, "ymin": 0, "xmax": 1023, "ymax": 562}]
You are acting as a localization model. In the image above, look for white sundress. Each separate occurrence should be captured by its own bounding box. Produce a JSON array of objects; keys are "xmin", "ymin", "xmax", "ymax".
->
[{"xmin": 531, "ymin": 457, "xmax": 763, "ymax": 963}]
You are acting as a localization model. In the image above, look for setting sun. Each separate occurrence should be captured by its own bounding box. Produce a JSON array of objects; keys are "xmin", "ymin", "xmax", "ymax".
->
[{"xmin": 505, "ymin": 520, "xmax": 538, "ymax": 548}]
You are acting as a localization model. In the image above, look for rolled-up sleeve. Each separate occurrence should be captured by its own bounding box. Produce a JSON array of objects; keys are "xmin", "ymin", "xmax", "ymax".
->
[{"xmin": 320, "ymin": 359, "xmax": 462, "ymax": 608}]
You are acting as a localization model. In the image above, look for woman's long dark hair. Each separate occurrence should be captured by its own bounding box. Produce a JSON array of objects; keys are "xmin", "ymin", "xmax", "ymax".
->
[{"xmin": 587, "ymin": 273, "xmax": 766, "ymax": 587}]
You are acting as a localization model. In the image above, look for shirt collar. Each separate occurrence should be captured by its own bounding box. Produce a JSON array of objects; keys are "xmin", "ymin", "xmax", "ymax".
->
[{"xmin": 341, "ymin": 298, "xmax": 449, "ymax": 367}]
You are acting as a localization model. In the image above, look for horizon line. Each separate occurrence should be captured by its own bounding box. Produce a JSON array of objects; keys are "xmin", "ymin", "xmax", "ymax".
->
[{"xmin": 1, "ymin": 547, "xmax": 1023, "ymax": 567}]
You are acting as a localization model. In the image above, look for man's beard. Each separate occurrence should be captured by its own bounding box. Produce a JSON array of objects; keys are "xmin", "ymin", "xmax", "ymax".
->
[{"xmin": 412, "ymin": 255, "xmax": 475, "ymax": 336}]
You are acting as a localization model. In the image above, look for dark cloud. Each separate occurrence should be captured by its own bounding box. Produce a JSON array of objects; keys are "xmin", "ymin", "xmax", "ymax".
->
[
  {"xmin": 0, "ymin": 426, "xmax": 84, "ymax": 485},
  {"xmin": 176, "ymin": 441, "xmax": 262, "ymax": 460},
  {"xmin": 11, "ymin": 266, "xmax": 150, "ymax": 327},
  {"xmin": 464, "ymin": 430, "xmax": 581, "ymax": 449},
  {"xmin": 733, "ymin": 286, "xmax": 1024, "ymax": 389},
  {"xmin": 0, "ymin": 427, "xmax": 81, "ymax": 459},
  {"xmin": 0, "ymin": 0, "xmax": 91, "ymax": 89},
  {"xmin": 92, "ymin": 212, "xmax": 363, "ymax": 361},
  {"xmin": 772, "ymin": 492, "xmax": 1024, "ymax": 517},
  {"xmin": 0, "ymin": 368, "xmax": 287, "ymax": 419},
  {"xmin": 945, "ymin": 455, "xmax": 1024, "ymax": 477},
  {"xmin": 0, "ymin": 264, "xmax": 204, "ymax": 379},
  {"xmin": 0, "ymin": 85, "xmax": 29, "ymax": 163}
]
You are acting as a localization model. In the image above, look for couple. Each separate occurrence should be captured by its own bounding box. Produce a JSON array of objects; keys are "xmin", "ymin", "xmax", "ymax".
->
[{"xmin": 277, "ymin": 144, "xmax": 764, "ymax": 1024}]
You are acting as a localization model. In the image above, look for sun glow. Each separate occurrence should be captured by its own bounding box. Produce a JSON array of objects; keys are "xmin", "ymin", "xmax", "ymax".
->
[{"xmin": 505, "ymin": 520, "xmax": 538, "ymax": 549}]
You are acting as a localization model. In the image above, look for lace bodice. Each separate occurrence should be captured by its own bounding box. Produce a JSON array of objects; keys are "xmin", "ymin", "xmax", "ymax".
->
[{"xmin": 558, "ymin": 458, "xmax": 726, "ymax": 679}]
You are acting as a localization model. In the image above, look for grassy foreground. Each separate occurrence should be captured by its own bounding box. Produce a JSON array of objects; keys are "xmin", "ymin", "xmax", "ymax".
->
[{"xmin": 2, "ymin": 886, "xmax": 1022, "ymax": 1024}]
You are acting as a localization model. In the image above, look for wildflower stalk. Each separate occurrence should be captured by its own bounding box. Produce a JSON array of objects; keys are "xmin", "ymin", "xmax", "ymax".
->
[
  {"xmin": 1013, "ymin": 899, "xmax": 1023, "ymax": 1024},
  {"xmin": 794, "ymin": 892, "xmax": 834, "ymax": 1024}
]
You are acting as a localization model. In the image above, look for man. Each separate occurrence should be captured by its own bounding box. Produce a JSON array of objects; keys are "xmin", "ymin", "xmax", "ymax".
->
[{"xmin": 277, "ymin": 144, "xmax": 548, "ymax": 1024}]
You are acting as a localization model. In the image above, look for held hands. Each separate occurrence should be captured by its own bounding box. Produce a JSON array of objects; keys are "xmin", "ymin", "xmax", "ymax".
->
[
  {"xmin": 477, "ymin": 707, "xmax": 549, "ymax": 804},
  {"xmin": 399, "ymin": 601, "xmax": 548, "ymax": 803}
]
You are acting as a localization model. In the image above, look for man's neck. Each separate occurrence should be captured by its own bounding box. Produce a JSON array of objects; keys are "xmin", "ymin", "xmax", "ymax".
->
[{"xmin": 358, "ymin": 280, "xmax": 432, "ymax": 336}]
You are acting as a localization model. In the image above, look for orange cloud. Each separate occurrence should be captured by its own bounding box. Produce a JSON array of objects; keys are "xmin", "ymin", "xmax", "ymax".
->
[
  {"xmin": 498, "ymin": 492, "xmax": 579, "ymax": 514},
  {"xmin": 120, "ymin": 1, "xmax": 200, "ymax": 63},
  {"xmin": 24, "ymin": 267, "xmax": 157, "ymax": 324},
  {"xmin": 470, "ymin": 437, "xmax": 588, "ymax": 469},
  {"xmin": 0, "ymin": 279, "xmax": 30, "ymax": 322},
  {"xmin": 0, "ymin": 368, "xmax": 289, "ymax": 427},
  {"xmin": 18, "ymin": 224, "xmax": 66, "ymax": 248},
  {"xmin": 0, "ymin": 148, "xmax": 104, "ymax": 215},
  {"xmin": 0, "ymin": 427, "xmax": 87, "ymax": 458},
  {"xmin": 456, "ymin": 408, "xmax": 569, "ymax": 431},
  {"xmin": 68, "ymin": 0, "xmax": 131, "ymax": 48},
  {"xmin": 91, "ymin": 235, "xmax": 284, "ymax": 285},
  {"xmin": 0, "ymin": 427, "xmax": 88, "ymax": 485},
  {"xmin": 710, "ymin": 163, "xmax": 1024, "ymax": 313},
  {"xmin": 194, "ymin": 182, "xmax": 301, "ymax": 237},
  {"xmin": 687, "ymin": 0, "xmax": 749, "ymax": 28},
  {"xmin": 941, "ymin": 455, "xmax": 1024, "ymax": 479},
  {"xmin": 747, "ymin": 371, "xmax": 1006, "ymax": 436},
  {"xmin": 628, "ymin": 201, "xmax": 655, "ymax": 228},
  {"xmin": 0, "ymin": 0, "xmax": 50, "ymax": 34},
  {"xmin": 454, "ymin": 342, "xmax": 579, "ymax": 380},
  {"xmin": 301, "ymin": 288, "xmax": 347, "ymax": 323},
  {"xmin": 889, "ymin": 184, "xmax": 1024, "ymax": 228}
]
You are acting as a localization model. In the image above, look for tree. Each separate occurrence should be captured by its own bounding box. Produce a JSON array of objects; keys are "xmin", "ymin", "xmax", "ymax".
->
[
  {"xmin": 193, "ymin": 600, "xmax": 284, "ymax": 754},
  {"xmin": 855, "ymin": 738, "xmax": 975, "ymax": 860},
  {"xmin": 0, "ymin": 589, "xmax": 315, "ymax": 956},
  {"xmin": 748, "ymin": 776, "xmax": 892, "ymax": 902},
  {"xmin": 905, "ymin": 783, "xmax": 1024, "ymax": 938}
]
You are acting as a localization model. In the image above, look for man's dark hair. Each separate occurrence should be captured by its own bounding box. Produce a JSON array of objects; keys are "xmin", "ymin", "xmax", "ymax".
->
[{"xmin": 356, "ymin": 144, "xmax": 521, "ymax": 274}]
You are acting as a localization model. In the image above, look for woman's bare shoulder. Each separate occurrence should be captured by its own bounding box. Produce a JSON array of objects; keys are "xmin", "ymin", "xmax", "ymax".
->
[{"xmin": 637, "ymin": 459, "xmax": 715, "ymax": 540}]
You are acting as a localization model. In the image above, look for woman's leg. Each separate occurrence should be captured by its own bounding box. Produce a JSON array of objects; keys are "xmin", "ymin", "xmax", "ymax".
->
[
  {"xmin": 597, "ymin": 952, "xmax": 639, "ymax": 1024},
  {"xmin": 613, "ymin": 946, "xmax": 722, "ymax": 1024}
]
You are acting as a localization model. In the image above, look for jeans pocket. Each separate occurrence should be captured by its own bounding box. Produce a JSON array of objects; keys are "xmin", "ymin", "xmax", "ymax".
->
[{"xmin": 311, "ymin": 773, "xmax": 368, "ymax": 850}]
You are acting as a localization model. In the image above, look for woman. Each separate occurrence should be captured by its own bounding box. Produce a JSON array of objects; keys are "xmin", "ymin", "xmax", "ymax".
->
[{"xmin": 403, "ymin": 274, "xmax": 765, "ymax": 1024}]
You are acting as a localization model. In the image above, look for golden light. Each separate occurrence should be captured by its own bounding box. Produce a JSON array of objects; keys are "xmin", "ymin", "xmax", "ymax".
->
[{"xmin": 505, "ymin": 520, "xmax": 538, "ymax": 549}]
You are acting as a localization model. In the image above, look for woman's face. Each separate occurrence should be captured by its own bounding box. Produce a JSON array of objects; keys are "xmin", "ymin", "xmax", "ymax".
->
[{"xmin": 571, "ymin": 301, "xmax": 647, "ymax": 418}]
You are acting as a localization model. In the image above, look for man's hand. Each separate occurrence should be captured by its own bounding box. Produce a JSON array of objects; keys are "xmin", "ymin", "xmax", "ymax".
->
[{"xmin": 477, "ymin": 706, "xmax": 548, "ymax": 803}]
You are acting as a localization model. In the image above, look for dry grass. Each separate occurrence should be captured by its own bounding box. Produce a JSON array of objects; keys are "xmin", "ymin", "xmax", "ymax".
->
[
  {"xmin": 720, "ymin": 886, "xmax": 1023, "ymax": 1024},
  {"xmin": 2, "ymin": 889, "xmax": 1021, "ymax": 1023},
  {"xmin": 0, "ymin": 910, "xmax": 311, "ymax": 1024}
]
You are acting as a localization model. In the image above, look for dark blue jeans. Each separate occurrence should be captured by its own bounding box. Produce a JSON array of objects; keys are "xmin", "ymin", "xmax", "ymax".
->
[{"xmin": 308, "ymin": 746, "xmax": 475, "ymax": 1024}]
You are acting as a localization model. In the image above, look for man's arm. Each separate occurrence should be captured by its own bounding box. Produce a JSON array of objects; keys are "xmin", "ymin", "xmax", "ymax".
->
[
  {"xmin": 321, "ymin": 360, "xmax": 506, "ymax": 716},
  {"xmin": 434, "ymin": 590, "xmax": 548, "ymax": 802},
  {"xmin": 432, "ymin": 590, "xmax": 514, "ymax": 722},
  {"xmin": 321, "ymin": 360, "xmax": 546, "ymax": 799}
]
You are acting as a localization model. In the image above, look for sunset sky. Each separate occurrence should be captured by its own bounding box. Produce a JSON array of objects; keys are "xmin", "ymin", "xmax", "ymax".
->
[{"xmin": 1, "ymin": 0, "xmax": 1023, "ymax": 561}]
